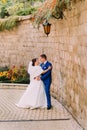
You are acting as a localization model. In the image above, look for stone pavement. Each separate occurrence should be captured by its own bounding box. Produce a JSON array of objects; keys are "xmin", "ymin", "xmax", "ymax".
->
[{"xmin": 0, "ymin": 88, "xmax": 83, "ymax": 130}]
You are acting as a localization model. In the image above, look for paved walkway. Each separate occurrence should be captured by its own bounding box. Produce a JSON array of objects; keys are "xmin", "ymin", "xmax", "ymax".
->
[{"xmin": 0, "ymin": 88, "xmax": 83, "ymax": 130}]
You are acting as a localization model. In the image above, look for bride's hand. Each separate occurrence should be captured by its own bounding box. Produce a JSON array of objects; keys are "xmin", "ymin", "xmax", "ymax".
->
[
  {"xmin": 37, "ymin": 77, "xmax": 40, "ymax": 80},
  {"xmin": 34, "ymin": 76, "xmax": 40, "ymax": 80}
]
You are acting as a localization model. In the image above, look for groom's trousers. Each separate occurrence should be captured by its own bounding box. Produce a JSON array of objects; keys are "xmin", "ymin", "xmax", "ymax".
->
[{"xmin": 44, "ymin": 82, "xmax": 51, "ymax": 108}]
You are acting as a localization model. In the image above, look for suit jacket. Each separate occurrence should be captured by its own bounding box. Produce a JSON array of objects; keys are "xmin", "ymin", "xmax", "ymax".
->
[{"xmin": 40, "ymin": 61, "xmax": 52, "ymax": 86}]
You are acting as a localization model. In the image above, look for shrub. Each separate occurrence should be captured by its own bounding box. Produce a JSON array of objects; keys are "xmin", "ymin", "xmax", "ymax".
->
[
  {"xmin": 0, "ymin": 66, "xmax": 9, "ymax": 72},
  {"xmin": 7, "ymin": 3, "xmax": 24, "ymax": 16},
  {"xmin": 0, "ymin": 65, "xmax": 30, "ymax": 84},
  {"xmin": 16, "ymin": 7, "xmax": 37, "ymax": 16}
]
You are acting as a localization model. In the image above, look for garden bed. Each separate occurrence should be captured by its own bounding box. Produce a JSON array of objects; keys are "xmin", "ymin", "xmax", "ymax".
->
[{"xmin": 0, "ymin": 66, "xmax": 30, "ymax": 84}]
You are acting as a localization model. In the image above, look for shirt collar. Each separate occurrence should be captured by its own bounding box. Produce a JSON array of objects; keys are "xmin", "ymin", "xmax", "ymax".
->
[{"xmin": 44, "ymin": 61, "xmax": 47, "ymax": 65}]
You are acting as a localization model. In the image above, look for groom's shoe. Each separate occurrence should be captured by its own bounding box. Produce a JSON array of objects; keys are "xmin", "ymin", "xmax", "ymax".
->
[{"xmin": 47, "ymin": 106, "xmax": 52, "ymax": 110}]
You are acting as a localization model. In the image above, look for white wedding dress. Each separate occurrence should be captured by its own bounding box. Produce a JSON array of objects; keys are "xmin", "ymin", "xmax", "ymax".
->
[{"xmin": 16, "ymin": 62, "xmax": 47, "ymax": 109}]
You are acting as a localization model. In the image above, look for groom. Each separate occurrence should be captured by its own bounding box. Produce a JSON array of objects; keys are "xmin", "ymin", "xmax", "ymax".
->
[{"xmin": 39, "ymin": 54, "xmax": 52, "ymax": 110}]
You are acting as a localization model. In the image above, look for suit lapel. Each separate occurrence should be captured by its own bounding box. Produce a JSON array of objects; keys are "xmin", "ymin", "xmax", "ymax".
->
[
  {"xmin": 41, "ymin": 63, "xmax": 45, "ymax": 69},
  {"xmin": 41, "ymin": 61, "xmax": 48, "ymax": 70},
  {"xmin": 43, "ymin": 61, "xmax": 48, "ymax": 70}
]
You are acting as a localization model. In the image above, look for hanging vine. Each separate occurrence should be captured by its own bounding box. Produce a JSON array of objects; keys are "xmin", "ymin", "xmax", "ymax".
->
[
  {"xmin": 34, "ymin": 0, "xmax": 84, "ymax": 26},
  {"xmin": 0, "ymin": 16, "xmax": 20, "ymax": 31}
]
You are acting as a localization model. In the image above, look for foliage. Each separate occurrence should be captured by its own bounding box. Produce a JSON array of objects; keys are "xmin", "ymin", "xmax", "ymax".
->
[
  {"xmin": 34, "ymin": 0, "xmax": 71, "ymax": 26},
  {"xmin": 0, "ymin": 0, "xmax": 84, "ymax": 30},
  {"xmin": 16, "ymin": 6, "xmax": 37, "ymax": 16},
  {"xmin": 0, "ymin": 66, "xmax": 9, "ymax": 72},
  {"xmin": 7, "ymin": 3, "xmax": 24, "ymax": 16},
  {"xmin": 0, "ymin": 0, "xmax": 39, "ymax": 30},
  {"xmin": 0, "ymin": 71, "xmax": 10, "ymax": 82},
  {"xmin": 0, "ymin": 65, "xmax": 30, "ymax": 84},
  {"xmin": 0, "ymin": 16, "xmax": 19, "ymax": 31},
  {"xmin": 0, "ymin": 0, "xmax": 43, "ymax": 18},
  {"xmin": 0, "ymin": 0, "xmax": 12, "ymax": 18},
  {"xmin": 34, "ymin": 0, "xmax": 84, "ymax": 26}
]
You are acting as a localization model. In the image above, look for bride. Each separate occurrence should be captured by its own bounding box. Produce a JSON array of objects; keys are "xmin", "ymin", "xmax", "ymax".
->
[{"xmin": 16, "ymin": 58, "xmax": 51, "ymax": 109}]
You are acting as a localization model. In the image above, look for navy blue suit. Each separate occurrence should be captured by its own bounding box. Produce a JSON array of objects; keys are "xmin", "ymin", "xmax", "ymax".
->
[{"xmin": 40, "ymin": 61, "xmax": 52, "ymax": 108}]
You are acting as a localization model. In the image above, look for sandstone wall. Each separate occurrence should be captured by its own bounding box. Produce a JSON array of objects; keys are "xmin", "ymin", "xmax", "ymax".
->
[{"xmin": 0, "ymin": 0, "xmax": 87, "ymax": 129}]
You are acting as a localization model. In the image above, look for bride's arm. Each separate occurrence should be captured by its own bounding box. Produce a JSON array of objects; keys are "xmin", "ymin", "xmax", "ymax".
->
[{"xmin": 41, "ymin": 66, "xmax": 52, "ymax": 74}]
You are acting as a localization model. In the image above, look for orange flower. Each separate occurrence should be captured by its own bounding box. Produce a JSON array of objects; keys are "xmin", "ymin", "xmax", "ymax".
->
[{"xmin": 12, "ymin": 65, "xmax": 15, "ymax": 69}]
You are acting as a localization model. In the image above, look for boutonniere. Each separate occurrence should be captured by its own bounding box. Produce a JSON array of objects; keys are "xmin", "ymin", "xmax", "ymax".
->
[{"xmin": 44, "ymin": 66, "xmax": 47, "ymax": 69}]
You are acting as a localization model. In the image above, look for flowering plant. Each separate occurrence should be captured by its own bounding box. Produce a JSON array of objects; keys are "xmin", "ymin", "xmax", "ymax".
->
[{"xmin": 0, "ymin": 65, "xmax": 30, "ymax": 84}]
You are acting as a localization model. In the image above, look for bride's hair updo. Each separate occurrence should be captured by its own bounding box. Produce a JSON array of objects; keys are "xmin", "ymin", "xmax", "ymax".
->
[{"xmin": 32, "ymin": 58, "xmax": 38, "ymax": 66}]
